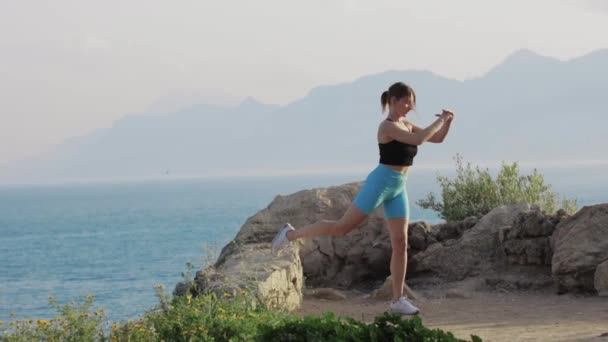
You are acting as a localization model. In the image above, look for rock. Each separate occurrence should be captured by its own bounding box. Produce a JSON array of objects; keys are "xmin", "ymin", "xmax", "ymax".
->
[
  {"xmin": 216, "ymin": 182, "xmax": 393, "ymax": 288},
  {"xmin": 216, "ymin": 181, "xmax": 441, "ymax": 289},
  {"xmin": 551, "ymin": 204, "xmax": 608, "ymax": 293},
  {"xmin": 431, "ymin": 216, "xmax": 478, "ymax": 242},
  {"xmin": 173, "ymin": 282, "xmax": 189, "ymax": 297},
  {"xmin": 191, "ymin": 243, "xmax": 303, "ymax": 311},
  {"xmin": 595, "ymin": 260, "xmax": 608, "ymax": 296},
  {"xmin": 408, "ymin": 222, "xmax": 433, "ymax": 251},
  {"xmin": 500, "ymin": 207, "xmax": 565, "ymax": 266},
  {"xmin": 410, "ymin": 205, "xmax": 529, "ymax": 281},
  {"xmin": 303, "ymin": 288, "xmax": 347, "ymax": 301},
  {"xmin": 507, "ymin": 206, "xmax": 562, "ymax": 239},
  {"xmin": 502, "ymin": 237, "xmax": 552, "ymax": 265}
]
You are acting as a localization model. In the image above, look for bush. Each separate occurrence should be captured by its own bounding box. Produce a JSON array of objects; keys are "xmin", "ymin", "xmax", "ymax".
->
[
  {"xmin": 1, "ymin": 287, "xmax": 482, "ymax": 342},
  {"xmin": 417, "ymin": 154, "xmax": 577, "ymax": 222},
  {"xmin": 257, "ymin": 312, "xmax": 482, "ymax": 342},
  {"xmin": 0, "ymin": 295, "xmax": 106, "ymax": 342}
]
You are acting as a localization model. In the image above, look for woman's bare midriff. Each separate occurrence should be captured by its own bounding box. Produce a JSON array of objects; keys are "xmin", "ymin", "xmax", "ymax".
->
[{"xmin": 383, "ymin": 164, "xmax": 410, "ymax": 174}]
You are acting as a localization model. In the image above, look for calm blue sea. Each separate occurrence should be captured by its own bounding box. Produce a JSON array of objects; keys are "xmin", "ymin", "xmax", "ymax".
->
[{"xmin": 1, "ymin": 166, "xmax": 606, "ymax": 324}]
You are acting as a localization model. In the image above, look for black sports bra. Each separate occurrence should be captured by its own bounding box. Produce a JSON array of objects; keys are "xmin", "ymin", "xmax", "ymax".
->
[{"xmin": 379, "ymin": 119, "xmax": 418, "ymax": 166}]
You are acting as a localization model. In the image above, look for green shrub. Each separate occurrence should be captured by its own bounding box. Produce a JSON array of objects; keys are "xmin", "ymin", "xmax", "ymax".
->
[
  {"xmin": 256, "ymin": 311, "xmax": 481, "ymax": 342},
  {"xmin": 0, "ymin": 295, "xmax": 106, "ymax": 342},
  {"xmin": 1, "ymin": 287, "xmax": 482, "ymax": 342},
  {"xmin": 417, "ymin": 154, "xmax": 577, "ymax": 222}
]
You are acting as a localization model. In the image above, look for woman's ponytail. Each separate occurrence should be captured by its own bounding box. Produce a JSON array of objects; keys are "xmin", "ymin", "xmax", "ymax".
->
[{"xmin": 381, "ymin": 91, "xmax": 389, "ymax": 112}]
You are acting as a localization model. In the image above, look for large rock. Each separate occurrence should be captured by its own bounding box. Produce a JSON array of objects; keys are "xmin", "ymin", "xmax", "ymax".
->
[
  {"xmin": 501, "ymin": 237, "xmax": 552, "ymax": 265},
  {"xmin": 410, "ymin": 205, "xmax": 529, "ymax": 281},
  {"xmin": 215, "ymin": 181, "xmax": 440, "ymax": 289},
  {"xmin": 409, "ymin": 222, "xmax": 435, "ymax": 251},
  {"xmin": 188, "ymin": 243, "xmax": 303, "ymax": 311},
  {"xmin": 217, "ymin": 182, "xmax": 391, "ymax": 288},
  {"xmin": 431, "ymin": 216, "xmax": 478, "ymax": 242},
  {"xmin": 551, "ymin": 204, "xmax": 608, "ymax": 293},
  {"xmin": 500, "ymin": 206, "xmax": 565, "ymax": 265},
  {"xmin": 595, "ymin": 260, "xmax": 608, "ymax": 296}
]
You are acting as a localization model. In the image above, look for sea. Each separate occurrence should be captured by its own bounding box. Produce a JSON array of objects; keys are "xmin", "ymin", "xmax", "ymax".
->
[{"xmin": 1, "ymin": 164, "xmax": 607, "ymax": 324}]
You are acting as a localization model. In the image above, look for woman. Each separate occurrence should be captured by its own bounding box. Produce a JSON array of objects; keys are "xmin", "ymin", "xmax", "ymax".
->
[{"xmin": 271, "ymin": 81, "xmax": 454, "ymax": 315}]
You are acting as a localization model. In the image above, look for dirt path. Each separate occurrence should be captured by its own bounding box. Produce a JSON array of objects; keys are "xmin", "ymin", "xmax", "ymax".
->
[{"xmin": 297, "ymin": 290, "xmax": 608, "ymax": 342}]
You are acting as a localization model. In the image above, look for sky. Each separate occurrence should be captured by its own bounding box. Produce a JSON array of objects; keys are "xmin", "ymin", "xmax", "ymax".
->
[{"xmin": 1, "ymin": 0, "xmax": 607, "ymax": 164}]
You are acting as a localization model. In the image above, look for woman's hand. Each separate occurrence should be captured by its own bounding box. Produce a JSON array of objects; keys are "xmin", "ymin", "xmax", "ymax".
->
[{"xmin": 436, "ymin": 109, "xmax": 454, "ymax": 122}]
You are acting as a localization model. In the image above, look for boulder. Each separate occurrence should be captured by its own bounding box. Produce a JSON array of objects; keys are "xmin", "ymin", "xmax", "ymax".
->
[
  {"xmin": 216, "ymin": 181, "xmax": 433, "ymax": 289},
  {"xmin": 188, "ymin": 243, "xmax": 303, "ymax": 311},
  {"xmin": 409, "ymin": 221, "xmax": 434, "ymax": 251},
  {"xmin": 431, "ymin": 216, "xmax": 478, "ymax": 242},
  {"xmin": 410, "ymin": 205, "xmax": 529, "ymax": 281},
  {"xmin": 551, "ymin": 204, "xmax": 608, "ymax": 293}
]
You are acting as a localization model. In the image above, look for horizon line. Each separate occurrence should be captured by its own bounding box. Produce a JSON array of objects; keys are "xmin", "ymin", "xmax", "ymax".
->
[{"xmin": 1, "ymin": 159, "xmax": 607, "ymax": 187}]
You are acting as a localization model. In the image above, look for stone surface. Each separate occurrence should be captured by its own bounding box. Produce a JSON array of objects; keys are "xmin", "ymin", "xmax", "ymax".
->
[
  {"xmin": 594, "ymin": 260, "xmax": 608, "ymax": 296},
  {"xmin": 176, "ymin": 243, "xmax": 303, "ymax": 312},
  {"xmin": 410, "ymin": 205, "xmax": 529, "ymax": 281},
  {"xmin": 551, "ymin": 204, "xmax": 608, "ymax": 293},
  {"xmin": 216, "ymin": 181, "xmax": 435, "ymax": 289}
]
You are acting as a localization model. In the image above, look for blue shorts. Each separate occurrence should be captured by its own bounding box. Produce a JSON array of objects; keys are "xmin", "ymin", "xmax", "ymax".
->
[{"xmin": 353, "ymin": 164, "xmax": 409, "ymax": 219}]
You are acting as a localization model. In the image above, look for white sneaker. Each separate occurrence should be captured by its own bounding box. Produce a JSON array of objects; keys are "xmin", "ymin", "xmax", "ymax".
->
[
  {"xmin": 271, "ymin": 223, "xmax": 295, "ymax": 256},
  {"xmin": 389, "ymin": 296, "xmax": 419, "ymax": 315}
]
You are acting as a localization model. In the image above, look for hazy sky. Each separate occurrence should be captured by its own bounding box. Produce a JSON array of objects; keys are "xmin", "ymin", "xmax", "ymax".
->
[{"xmin": 1, "ymin": 0, "xmax": 607, "ymax": 163}]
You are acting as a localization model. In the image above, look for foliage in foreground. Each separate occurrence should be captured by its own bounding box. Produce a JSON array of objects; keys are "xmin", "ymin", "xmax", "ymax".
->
[
  {"xmin": 1, "ymin": 286, "xmax": 481, "ymax": 342},
  {"xmin": 417, "ymin": 154, "xmax": 577, "ymax": 222}
]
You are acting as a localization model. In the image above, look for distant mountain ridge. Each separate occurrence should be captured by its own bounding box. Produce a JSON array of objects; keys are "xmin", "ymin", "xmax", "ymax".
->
[{"xmin": 2, "ymin": 48, "xmax": 607, "ymax": 183}]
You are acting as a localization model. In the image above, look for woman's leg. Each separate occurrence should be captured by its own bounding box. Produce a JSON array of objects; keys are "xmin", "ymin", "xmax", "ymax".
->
[
  {"xmin": 383, "ymin": 189, "xmax": 410, "ymax": 302},
  {"xmin": 287, "ymin": 204, "xmax": 367, "ymax": 241},
  {"xmin": 385, "ymin": 217, "xmax": 409, "ymax": 301}
]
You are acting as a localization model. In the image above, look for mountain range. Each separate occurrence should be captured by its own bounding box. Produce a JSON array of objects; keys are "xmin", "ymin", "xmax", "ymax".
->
[{"xmin": 2, "ymin": 48, "xmax": 607, "ymax": 183}]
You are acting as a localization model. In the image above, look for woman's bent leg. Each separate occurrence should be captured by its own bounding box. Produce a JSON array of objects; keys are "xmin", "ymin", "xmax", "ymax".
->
[{"xmin": 287, "ymin": 204, "xmax": 367, "ymax": 240}]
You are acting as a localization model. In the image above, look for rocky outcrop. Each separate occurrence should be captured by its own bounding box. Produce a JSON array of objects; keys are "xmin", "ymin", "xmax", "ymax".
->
[
  {"xmin": 499, "ymin": 206, "xmax": 567, "ymax": 265},
  {"xmin": 551, "ymin": 204, "xmax": 608, "ymax": 293},
  {"xmin": 410, "ymin": 205, "xmax": 529, "ymax": 281},
  {"xmin": 216, "ymin": 182, "xmax": 425, "ymax": 289},
  {"xmin": 176, "ymin": 243, "xmax": 303, "ymax": 311},
  {"xmin": 177, "ymin": 181, "xmax": 608, "ymax": 308},
  {"xmin": 431, "ymin": 217, "xmax": 479, "ymax": 243}
]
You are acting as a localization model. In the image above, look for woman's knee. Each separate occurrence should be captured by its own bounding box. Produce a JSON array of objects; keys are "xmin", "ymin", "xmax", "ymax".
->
[{"xmin": 390, "ymin": 232, "xmax": 408, "ymax": 253}]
